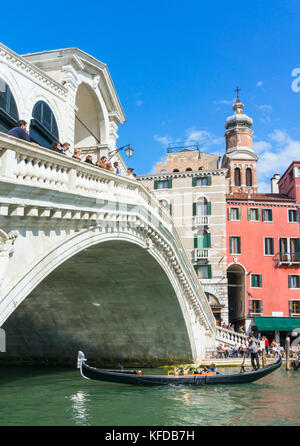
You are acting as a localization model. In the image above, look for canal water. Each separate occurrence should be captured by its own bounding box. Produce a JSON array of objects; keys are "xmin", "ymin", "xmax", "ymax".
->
[{"xmin": 0, "ymin": 365, "xmax": 299, "ymax": 426}]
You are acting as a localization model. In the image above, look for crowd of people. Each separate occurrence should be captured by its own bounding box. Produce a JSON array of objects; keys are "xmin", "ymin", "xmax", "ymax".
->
[{"xmin": 7, "ymin": 120, "xmax": 137, "ymax": 179}]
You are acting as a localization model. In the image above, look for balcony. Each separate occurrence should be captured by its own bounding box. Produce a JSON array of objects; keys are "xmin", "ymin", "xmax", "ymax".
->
[
  {"xmin": 278, "ymin": 252, "xmax": 300, "ymax": 266},
  {"xmin": 193, "ymin": 215, "xmax": 209, "ymax": 227},
  {"xmin": 194, "ymin": 248, "xmax": 209, "ymax": 262}
]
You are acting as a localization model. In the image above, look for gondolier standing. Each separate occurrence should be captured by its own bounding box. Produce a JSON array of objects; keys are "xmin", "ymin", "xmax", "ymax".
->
[{"xmin": 248, "ymin": 337, "xmax": 260, "ymax": 371}]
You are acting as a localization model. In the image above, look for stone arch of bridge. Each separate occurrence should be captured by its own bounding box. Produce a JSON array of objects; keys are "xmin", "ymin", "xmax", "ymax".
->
[{"xmin": 1, "ymin": 227, "xmax": 198, "ymax": 366}]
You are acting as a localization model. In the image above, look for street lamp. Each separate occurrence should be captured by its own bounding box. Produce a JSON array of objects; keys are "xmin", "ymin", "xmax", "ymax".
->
[{"xmin": 107, "ymin": 144, "xmax": 134, "ymax": 161}]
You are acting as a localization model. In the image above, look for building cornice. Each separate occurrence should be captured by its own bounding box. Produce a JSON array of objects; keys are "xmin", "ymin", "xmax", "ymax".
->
[
  {"xmin": 138, "ymin": 169, "xmax": 228, "ymax": 181},
  {"xmin": 0, "ymin": 43, "xmax": 68, "ymax": 98}
]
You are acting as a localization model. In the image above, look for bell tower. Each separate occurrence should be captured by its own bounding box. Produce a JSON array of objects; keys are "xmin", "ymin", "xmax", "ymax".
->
[{"xmin": 222, "ymin": 88, "xmax": 258, "ymax": 194}]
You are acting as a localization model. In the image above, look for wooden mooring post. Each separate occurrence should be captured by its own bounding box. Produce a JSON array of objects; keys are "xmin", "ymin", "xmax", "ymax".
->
[{"xmin": 285, "ymin": 336, "xmax": 290, "ymax": 371}]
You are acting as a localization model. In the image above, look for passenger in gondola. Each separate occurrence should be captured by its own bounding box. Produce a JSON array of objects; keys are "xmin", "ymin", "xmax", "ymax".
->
[{"xmin": 207, "ymin": 363, "xmax": 217, "ymax": 373}]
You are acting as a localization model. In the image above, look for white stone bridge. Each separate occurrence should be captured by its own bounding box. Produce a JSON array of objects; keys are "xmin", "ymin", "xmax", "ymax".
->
[{"xmin": 0, "ymin": 133, "xmax": 219, "ymax": 366}]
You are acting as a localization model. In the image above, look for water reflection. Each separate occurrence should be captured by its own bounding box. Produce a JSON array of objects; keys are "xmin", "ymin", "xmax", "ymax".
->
[{"xmin": 70, "ymin": 391, "xmax": 90, "ymax": 425}]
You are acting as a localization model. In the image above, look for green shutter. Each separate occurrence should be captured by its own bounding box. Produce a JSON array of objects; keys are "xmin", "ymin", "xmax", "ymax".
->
[
  {"xmin": 288, "ymin": 275, "xmax": 292, "ymax": 288},
  {"xmin": 271, "ymin": 238, "xmax": 274, "ymax": 255},
  {"xmin": 289, "ymin": 300, "xmax": 294, "ymax": 315},
  {"xmin": 248, "ymin": 208, "xmax": 251, "ymax": 221},
  {"xmin": 207, "ymin": 202, "xmax": 211, "ymax": 215},
  {"xmin": 207, "ymin": 264, "xmax": 212, "ymax": 279},
  {"xmin": 258, "ymin": 208, "xmax": 261, "ymax": 220},
  {"xmin": 167, "ymin": 178, "xmax": 172, "ymax": 189},
  {"xmin": 259, "ymin": 275, "xmax": 262, "ymax": 288},
  {"xmin": 194, "ymin": 236, "xmax": 198, "ymax": 249},
  {"xmin": 169, "ymin": 204, "xmax": 172, "ymax": 216},
  {"xmin": 207, "ymin": 176, "xmax": 212, "ymax": 186},
  {"xmin": 251, "ymin": 274, "xmax": 255, "ymax": 287},
  {"xmin": 249, "ymin": 300, "xmax": 254, "ymax": 314},
  {"xmin": 192, "ymin": 177, "xmax": 197, "ymax": 187},
  {"xmin": 228, "ymin": 207, "xmax": 231, "ymax": 221},
  {"xmin": 262, "ymin": 209, "xmax": 266, "ymax": 221},
  {"xmin": 205, "ymin": 233, "xmax": 211, "ymax": 248},
  {"xmin": 193, "ymin": 202, "xmax": 197, "ymax": 216},
  {"xmin": 154, "ymin": 180, "xmax": 158, "ymax": 190},
  {"xmin": 238, "ymin": 208, "xmax": 241, "ymax": 220}
]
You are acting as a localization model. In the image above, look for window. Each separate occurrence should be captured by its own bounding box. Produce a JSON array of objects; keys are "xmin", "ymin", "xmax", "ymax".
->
[
  {"xmin": 193, "ymin": 198, "xmax": 211, "ymax": 216},
  {"xmin": 288, "ymin": 275, "xmax": 300, "ymax": 288},
  {"xmin": 194, "ymin": 233, "xmax": 211, "ymax": 249},
  {"xmin": 192, "ymin": 176, "xmax": 212, "ymax": 187},
  {"xmin": 154, "ymin": 178, "xmax": 172, "ymax": 189},
  {"xmin": 234, "ymin": 168, "xmax": 241, "ymax": 186},
  {"xmin": 264, "ymin": 238, "xmax": 274, "ymax": 256},
  {"xmin": 288, "ymin": 209, "xmax": 298, "ymax": 223},
  {"xmin": 249, "ymin": 300, "xmax": 263, "ymax": 315},
  {"xmin": 262, "ymin": 209, "xmax": 273, "ymax": 222},
  {"xmin": 30, "ymin": 101, "xmax": 59, "ymax": 147},
  {"xmin": 0, "ymin": 78, "xmax": 19, "ymax": 132},
  {"xmin": 228, "ymin": 207, "xmax": 241, "ymax": 221},
  {"xmin": 289, "ymin": 300, "xmax": 300, "ymax": 315},
  {"xmin": 186, "ymin": 168, "xmax": 192, "ymax": 171},
  {"xmin": 246, "ymin": 168, "xmax": 252, "ymax": 186},
  {"xmin": 248, "ymin": 208, "xmax": 260, "ymax": 221},
  {"xmin": 251, "ymin": 274, "xmax": 262, "ymax": 288},
  {"xmin": 194, "ymin": 264, "xmax": 212, "ymax": 279},
  {"xmin": 290, "ymin": 238, "xmax": 300, "ymax": 262},
  {"xmin": 230, "ymin": 236, "xmax": 241, "ymax": 254}
]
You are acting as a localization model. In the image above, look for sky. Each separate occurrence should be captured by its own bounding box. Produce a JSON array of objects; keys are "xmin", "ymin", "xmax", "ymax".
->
[{"xmin": 2, "ymin": 0, "xmax": 300, "ymax": 191}]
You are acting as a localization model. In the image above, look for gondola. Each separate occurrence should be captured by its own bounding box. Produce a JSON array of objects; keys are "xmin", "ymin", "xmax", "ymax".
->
[{"xmin": 77, "ymin": 351, "xmax": 282, "ymax": 386}]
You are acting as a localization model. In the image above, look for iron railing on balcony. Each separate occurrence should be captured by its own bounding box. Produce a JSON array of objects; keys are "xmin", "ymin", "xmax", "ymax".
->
[{"xmin": 278, "ymin": 252, "xmax": 300, "ymax": 265}]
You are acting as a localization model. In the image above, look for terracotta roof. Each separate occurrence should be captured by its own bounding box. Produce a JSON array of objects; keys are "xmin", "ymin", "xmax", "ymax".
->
[{"xmin": 226, "ymin": 193, "xmax": 295, "ymax": 202}]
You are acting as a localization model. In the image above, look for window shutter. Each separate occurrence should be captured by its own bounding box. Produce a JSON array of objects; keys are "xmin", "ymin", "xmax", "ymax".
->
[
  {"xmin": 269, "ymin": 209, "xmax": 273, "ymax": 221},
  {"xmin": 194, "ymin": 236, "xmax": 198, "ymax": 249},
  {"xmin": 228, "ymin": 207, "xmax": 231, "ymax": 221},
  {"xmin": 296, "ymin": 210, "xmax": 299, "ymax": 222},
  {"xmin": 288, "ymin": 275, "xmax": 292, "ymax": 288},
  {"xmin": 259, "ymin": 275, "xmax": 262, "ymax": 288},
  {"xmin": 193, "ymin": 202, "xmax": 197, "ymax": 216},
  {"xmin": 259, "ymin": 300, "xmax": 263, "ymax": 313},
  {"xmin": 207, "ymin": 176, "xmax": 212, "ymax": 186},
  {"xmin": 248, "ymin": 208, "xmax": 251, "ymax": 221},
  {"xmin": 262, "ymin": 209, "xmax": 266, "ymax": 221},
  {"xmin": 271, "ymin": 238, "xmax": 274, "ymax": 255},
  {"xmin": 192, "ymin": 177, "xmax": 197, "ymax": 187},
  {"xmin": 207, "ymin": 202, "xmax": 211, "ymax": 215},
  {"xmin": 251, "ymin": 274, "xmax": 255, "ymax": 287},
  {"xmin": 169, "ymin": 204, "xmax": 172, "ymax": 216},
  {"xmin": 249, "ymin": 300, "xmax": 254, "ymax": 314},
  {"xmin": 238, "ymin": 208, "xmax": 241, "ymax": 220},
  {"xmin": 289, "ymin": 300, "xmax": 294, "ymax": 315},
  {"xmin": 193, "ymin": 265, "xmax": 198, "ymax": 276},
  {"xmin": 258, "ymin": 208, "xmax": 261, "ymax": 220},
  {"xmin": 229, "ymin": 236, "xmax": 233, "ymax": 253},
  {"xmin": 167, "ymin": 178, "xmax": 172, "ymax": 189},
  {"xmin": 207, "ymin": 264, "xmax": 212, "ymax": 279},
  {"xmin": 206, "ymin": 233, "xmax": 211, "ymax": 248},
  {"xmin": 154, "ymin": 180, "xmax": 158, "ymax": 190}
]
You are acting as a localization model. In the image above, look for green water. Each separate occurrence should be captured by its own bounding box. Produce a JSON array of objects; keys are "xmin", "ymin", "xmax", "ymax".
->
[{"xmin": 0, "ymin": 365, "xmax": 299, "ymax": 426}]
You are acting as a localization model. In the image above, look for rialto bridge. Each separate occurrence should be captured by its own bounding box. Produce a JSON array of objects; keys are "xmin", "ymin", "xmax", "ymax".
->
[{"xmin": 0, "ymin": 133, "xmax": 219, "ymax": 366}]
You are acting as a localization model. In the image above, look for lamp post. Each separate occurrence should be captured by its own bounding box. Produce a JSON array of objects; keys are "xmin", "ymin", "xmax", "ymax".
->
[{"xmin": 107, "ymin": 144, "xmax": 134, "ymax": 161}]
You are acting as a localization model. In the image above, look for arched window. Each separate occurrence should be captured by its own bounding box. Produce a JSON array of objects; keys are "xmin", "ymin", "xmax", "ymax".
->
[
  {"xmin": 173, "ymin": 169, "xmax": 179, "ymax": 172},
  {"xmin": 196, "ymin": 197, "xmax": 208, "ymax": 215},
  {"xmin": 186, "ymin": 167, "xmax": 192, "ymax": 171},
  {"xmin": 30, "ymin": 101, "xmax": 59, "ymax": 147},
  {"xmin": 246, "ymin": 168, "xmax": 252, "ymax": 186},
  {"xmin": 234, "ymin": 167, "xmax": 241, "ymax": 186},
  {"xmin": 0, "ymin": 78, "xmax": 19, "ymax": 132}
]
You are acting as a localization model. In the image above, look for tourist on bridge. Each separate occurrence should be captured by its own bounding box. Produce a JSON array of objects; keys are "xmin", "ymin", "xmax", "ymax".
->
[
  {"xmin": 61, "ymin": 142, "xmax": 72, "ymax": 157},
  {"xmin": 50, "ymin": 140, "xmax": 63, "ymax": 153},
  {"xmin": 8, "ymin": 120, "xmax": 31, "ymax": 142},
  {"xmin": 114, "ymin": 161, "xmax": 121, "ymax": 174},
  {"xmin": 247, "ymin": 337, "xmax": 260, "ymax": 371},
  {"xmin": 85, "ymin": 155, "xmax": 94, "ymax": 165},
  {"xmin": 73, "ymin": 149, "xmax": 81, "ymax": 161}
]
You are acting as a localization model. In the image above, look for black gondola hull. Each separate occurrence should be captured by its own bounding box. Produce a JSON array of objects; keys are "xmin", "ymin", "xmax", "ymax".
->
[{"xmin": 78, "ymin": 353, "xmax": 282, "ymax": 386}]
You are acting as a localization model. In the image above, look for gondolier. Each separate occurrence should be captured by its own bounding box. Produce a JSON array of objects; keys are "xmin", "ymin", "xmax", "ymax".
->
[{"xmin": 248, "ymin": 337, "xmax": 260, "ymax": 371}]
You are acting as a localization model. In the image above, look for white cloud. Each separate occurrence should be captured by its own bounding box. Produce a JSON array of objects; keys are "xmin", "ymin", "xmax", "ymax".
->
[
  {"xmin": 253, "ymin": 140, "xmax": 272, "ymax": 153},
  {"xmin": 153, "ymin": 134, "xmax": 174, "ymax": 146},
  {"xmin": 256, "ymin": 81, "xmax": 264, "ymax": 87},
  {"xmin": 213, "ymin": 99, "xmax": 234, "ymax": 105},
  {"xmin": 257, "ymin": 181, "xmax": 270, "ymax": 193},
  {"xmin": 136, "ymin": 100, "xmax": 143, "ymax": 107}
]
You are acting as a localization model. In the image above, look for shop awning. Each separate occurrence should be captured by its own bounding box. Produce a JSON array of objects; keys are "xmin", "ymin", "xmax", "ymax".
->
[{"xmin": 254, "ymin": 317, "xmax": 300, "ymax": 332}]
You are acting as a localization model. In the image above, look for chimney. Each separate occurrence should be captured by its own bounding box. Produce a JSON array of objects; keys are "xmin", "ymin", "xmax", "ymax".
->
[{"xmin": 271, "ymin": 174, "xmax": 280, "ymax": 194}]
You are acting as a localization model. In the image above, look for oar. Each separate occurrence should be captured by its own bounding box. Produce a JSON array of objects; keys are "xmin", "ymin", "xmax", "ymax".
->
[{"xmin": 240, "ymin": 350, "xmax": 247, "ymax": 373}]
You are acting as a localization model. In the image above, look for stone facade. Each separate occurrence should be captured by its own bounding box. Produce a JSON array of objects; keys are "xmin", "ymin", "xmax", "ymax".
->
[{"xmin": 140, "ymin": 149, "xmax": 229, "ymax": 324}]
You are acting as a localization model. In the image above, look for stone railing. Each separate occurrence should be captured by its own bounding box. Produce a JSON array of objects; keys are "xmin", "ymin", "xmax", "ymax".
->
[
  {"xmin": 215, "ymin": 326, "xmax": 248, "ymax": 347},
  {"xmin": 193, "ymin": 215, "xmax": 209, "ymax": 227},
  {"xmin": 0, "ymin": 132, "xmax": 217, "ymax": 337}
]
